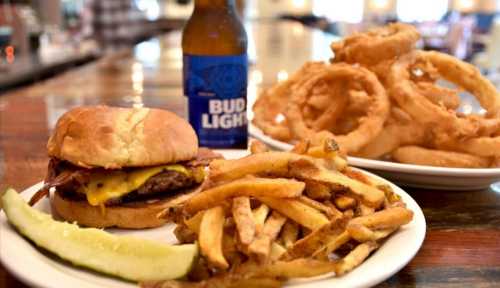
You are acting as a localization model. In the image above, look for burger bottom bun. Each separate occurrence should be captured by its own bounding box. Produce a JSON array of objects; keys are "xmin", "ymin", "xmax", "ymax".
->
[{"xmin": 51, "ymin": 188, "xmax": 199, "ymax": 229}]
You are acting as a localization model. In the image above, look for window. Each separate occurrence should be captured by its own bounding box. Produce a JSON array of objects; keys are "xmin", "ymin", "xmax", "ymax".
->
[
  {"xmin": 397, "ymin": 0, "xmax": 449, "ymax": 22},
  {"xmin": 313, "ymin": 0, "xmax": 364, "ymax": 23}
]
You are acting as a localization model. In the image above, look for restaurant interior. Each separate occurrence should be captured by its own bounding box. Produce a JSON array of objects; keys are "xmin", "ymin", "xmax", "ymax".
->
[
  {"xmin": 0, "ymin": 0, "xmax": 500, "ymax": 92},
  {"xmin": 1, "ymin": 1, "xmax": 500, "ymax": 288}
]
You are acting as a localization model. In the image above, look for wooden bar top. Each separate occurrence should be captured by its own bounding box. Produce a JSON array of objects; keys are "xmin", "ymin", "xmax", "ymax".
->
[{"xmin": 1, "ymin": 20, "xmax": 499, "ymax": 288}]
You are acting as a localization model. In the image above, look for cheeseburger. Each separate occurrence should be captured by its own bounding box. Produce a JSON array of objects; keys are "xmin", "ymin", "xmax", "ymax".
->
[{"xmin": 30, "ymin": 106, "xmax": 217, "ymax": 229}]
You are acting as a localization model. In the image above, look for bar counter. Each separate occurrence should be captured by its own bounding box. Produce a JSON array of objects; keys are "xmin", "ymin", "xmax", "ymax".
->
[
  {"xmin": 0, "ymin": 46, "xmax": 100, "ymax": 92},
  {"xmin": 1, "ymin": 20, "xmax": 499, "ymax": 287}
]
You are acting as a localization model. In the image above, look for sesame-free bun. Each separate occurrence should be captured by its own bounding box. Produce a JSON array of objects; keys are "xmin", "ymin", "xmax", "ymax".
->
[
  {"xmin": 51, "ymin": 188, "xmax": 199, "ymax": 229},
  {"xmin": 47, "ymin": 106, "xmax": 198, "ymax": 169}
]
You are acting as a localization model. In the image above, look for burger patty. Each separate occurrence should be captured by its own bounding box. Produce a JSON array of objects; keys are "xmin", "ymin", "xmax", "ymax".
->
[
  {"xmin": 137, "ymin": 170, "xmax": 196, "ymax": 195},
  {"xmin": 57, "ymin": 169, "xmax": 197, "ymax": 205},
  {"xmin": 44, "ymin": 158, "xmax": 200, "ymax": 205}
]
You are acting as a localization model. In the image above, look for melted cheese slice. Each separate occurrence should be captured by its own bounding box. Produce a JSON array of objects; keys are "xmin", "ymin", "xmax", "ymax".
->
[{"xmin": 84, "ymin": 164, "xmax": 191, "ymax": 206}]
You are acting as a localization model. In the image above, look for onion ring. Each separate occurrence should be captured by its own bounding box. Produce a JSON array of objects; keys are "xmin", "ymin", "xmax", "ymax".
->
[
  {"xmin": 286, "ymin": 64, "xmax": 390, "ymax": 154},
  {"xmin": 392, "ymin": 146, "xmax": 492, "ymax": 168},
  {"xmin": 434, "ymin": 132, "xmax": 500, "ymax": 157},
  {"xmin": 423, "ymin": 51, "xmax": 500, "ymax": 117},
  {"xmin": 416, "ymin": 82, "xmax": 461, "ymax": 110},
  {"xmin": 387, "ymin": 51, "xmax": 500, "ymax": 137},
  {"xmin": 355, "ymin": 109, "xmax": 426, "ymax": 159},
  {"xmin": 331, "ymin": 23, "xmax": 420, "ymax": 66},
  {"xmin": 310, "ymin": 83, "xmax": 349, "ymax": 131},
  {"xmin": 252, "ymin": 88, "xmax": 292, "ymax": 141},
  {"xmin": 252, "ymin": 62, "xmax": 327, "ymax": 141},
  {"xmin": 345, "ymin": 89, "xmax": 372, "ymax": 114}
]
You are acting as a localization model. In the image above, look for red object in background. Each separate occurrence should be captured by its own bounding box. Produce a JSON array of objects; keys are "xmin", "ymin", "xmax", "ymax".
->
[
  {"xmin": 5, "ymin": 45, "xmax": 14, "ymax": 63},
  {"xmin": 0, "ymin": 4, "xmax": 30, "ymax": 57}
]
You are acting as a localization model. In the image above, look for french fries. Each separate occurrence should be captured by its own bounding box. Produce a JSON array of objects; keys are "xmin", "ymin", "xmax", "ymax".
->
[
  {"xmin": 290, "ymin": 139, "xmax": 310, "ymax": 154},
  {"xmin": 150, "ymin": 139, "xmax": 414, "ymax": 288},
  {"xmin": 252, "ymin": 204, "xmax": 270, "ymax": 234},
  {"xmin": 232, "ymin": 197, "xmax": 255, "ymax": 245},
  {"xmin": 185, "ymin": 211, "xmax": 204, "ymax": 234},
  {"xmin": 312, "ymin": 231, "xmax": 351, "ymax": 259},
  {"xmin": 280, "ymin": 217, "xmax": 348, "ymax": 260},
  {"xmin": 280, "ymin": 221, "xmax": 299, "ymax": 249},
  {"xmin": 229, "ymin": 277, "xmax": 282, "ymax": 288},
  {"xmin": 323, "ymin": 200, "xmax": 344, "ymax": 219},
  {"xmin": 248, "ymin": 211, "xmax": 287, "ymax": 262},
  {"xmin": 247, "ymin": 236, "xmax": 272, "ymax": 262},
  {"xmin": 226, "ymin": 258, "xmax": 338, "ymax": 279},
  {"xmin": 184, "ymin": 177, "xmax": 305, "ymax": 213},
  {"xmin": 270, "ymin": 242, "xmax": 287, "ymax": 260},
  {"xmin": 209, "ymin": 151, "xmax": 344, "ymax": 183},
  {"xmin": 303, "ymin": 134, "xmax": 348, "ymax": 171},
  {"xmin": 304, "ymin": 180, "xmax": 331, "ymax": 200},
  {"xmin": 334, "ymin": 241, "xmax": 379, "ymax": 276},
  {"xmin": 298, "ymin": 196, "xmax": 340, "ymax": 220},
  {"xmin": 173, "ymin": 224, "xmax": 197, "ymax": 244},
  {"xmin": 349, "ymin": 207, "xmax": 413, "ymax": 230},
  {"xmin": 334, "ymin": 195, "xmax": 357, "ymax": 210},
  {"xmin": 209, "ymin": 152, "xmax": 295, "ymax": 182},
  {"xmin": 357, "ymin": 203, "xmax": 375, "ymax": 216},
  {"xmin": 258, "ymin": 197, "xmax": 329, "ymax": 230},
  {"xmin": 199, "ymin": 206, "xmax": 228, "ymax": 269},
  {"xmin": 290, "ymin": 162, "xmax": 385, "ymax": 208},
  {"xmin": 261, "ymin": 211, "xmax": 288, "ymax": 240},
  {"xmin": 347, "ymin": 223, "xmax": 397, "ymax": 242},
  {"xmin": 142, "ymin": 272, "xmax": 283, "ymax": 288},
  {"xmin": 250, "ymin": 140, "xmax": 270, "ymax": 154},
  {"xmin": 254, "ymin": 258, "xmax": 338, "ymax": 278}
]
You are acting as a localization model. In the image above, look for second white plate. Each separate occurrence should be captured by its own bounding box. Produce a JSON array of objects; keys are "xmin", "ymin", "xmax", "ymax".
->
[{"xmin": 250, "ymin": 124, "xmax": 500, "ymax": 190}]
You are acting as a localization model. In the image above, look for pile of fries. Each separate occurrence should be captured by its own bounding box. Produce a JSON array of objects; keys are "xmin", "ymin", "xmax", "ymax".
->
[{"xmin": 144, "ymin": 135, "xmax": 413, "ymax": 288}]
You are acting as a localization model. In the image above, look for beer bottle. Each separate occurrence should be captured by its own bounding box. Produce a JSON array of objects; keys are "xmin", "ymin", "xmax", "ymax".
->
[{"xmin": 182, "ymin": 0, "xmax": 248, "ymax": 148}]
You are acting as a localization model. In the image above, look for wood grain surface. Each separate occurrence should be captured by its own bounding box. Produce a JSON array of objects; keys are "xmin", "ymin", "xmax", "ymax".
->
[{"xmin": 1, "ymin": 25, "xmax": 499, "ymax": 288}]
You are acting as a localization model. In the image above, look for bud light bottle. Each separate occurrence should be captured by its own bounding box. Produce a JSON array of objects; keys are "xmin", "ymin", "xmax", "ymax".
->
[{"xmin": 182, "ymin": 0, "xmax": 248, "ymax": 148}]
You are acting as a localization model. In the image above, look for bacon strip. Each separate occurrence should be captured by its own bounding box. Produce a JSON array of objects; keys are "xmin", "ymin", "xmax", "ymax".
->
[
  {"xmin": 186, "ymin": 148, "xmax": 223, "ymax": 167},
  {"xmin": 29, "ymin": 159, "xmax": 88, "ymax": 206}
]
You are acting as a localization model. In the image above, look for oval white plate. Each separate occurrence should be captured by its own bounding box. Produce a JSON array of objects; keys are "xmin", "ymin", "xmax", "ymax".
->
[
  {"xmin": 0, "ymin": 150, "xmax": 425, "ymax": 288},
  {"xmin": 250, "ymin": 124, "xmax": 500, "ymax": 190}
]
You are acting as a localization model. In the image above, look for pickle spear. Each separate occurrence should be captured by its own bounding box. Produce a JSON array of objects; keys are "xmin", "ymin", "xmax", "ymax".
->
[{"xmin": 1, "ymin": 188, "xmax": 197, "ymax": 282}]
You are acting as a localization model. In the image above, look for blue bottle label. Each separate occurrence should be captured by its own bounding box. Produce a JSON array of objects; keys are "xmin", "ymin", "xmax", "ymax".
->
[{"xmin": 183, "ymin": 54, "xmax": 248, "ymax": 148}]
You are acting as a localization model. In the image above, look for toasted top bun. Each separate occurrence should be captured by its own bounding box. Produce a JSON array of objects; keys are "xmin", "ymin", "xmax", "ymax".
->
[{"xmin": 47, "ymin": 106, "xmax": 198, "ymax": 169}]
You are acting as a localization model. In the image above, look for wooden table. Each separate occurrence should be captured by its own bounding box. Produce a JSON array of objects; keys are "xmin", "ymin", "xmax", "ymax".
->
[{"xmin": 1, "ymin": 20, "xmax": 500, "ymax": 288}]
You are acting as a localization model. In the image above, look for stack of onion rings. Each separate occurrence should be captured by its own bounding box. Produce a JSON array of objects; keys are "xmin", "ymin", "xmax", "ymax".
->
[
  {"xmin": 331, "ymin": 23, "xmax": 420, "ymax": 66},
  {"xmin": 252, "ymin": 23, "xmax": 500, "ymax": 168},
  {"xmin": 285, "ymin": 64, "xmax": 390, "ymax": 154}
]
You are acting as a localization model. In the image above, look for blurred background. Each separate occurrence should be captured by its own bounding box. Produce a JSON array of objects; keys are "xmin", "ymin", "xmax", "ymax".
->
[{"xmin": 0, "ymin": 0, "xmax": 500, "ymax": 92}]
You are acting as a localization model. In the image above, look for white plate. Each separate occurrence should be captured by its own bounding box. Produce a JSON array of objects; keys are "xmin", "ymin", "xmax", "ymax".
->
[
  {"xmin": 0, "ymin": 150, "xmax": 426, "ymax": 288},
  {"xmin": 250, "ymin": 124, "xmax": 500, "ymax": 190}
]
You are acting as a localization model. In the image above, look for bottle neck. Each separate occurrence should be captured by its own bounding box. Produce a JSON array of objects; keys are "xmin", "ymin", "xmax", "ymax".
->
[{"xmin": 194, "ymin": 0, "xmax": 235, "ymax": 9}]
